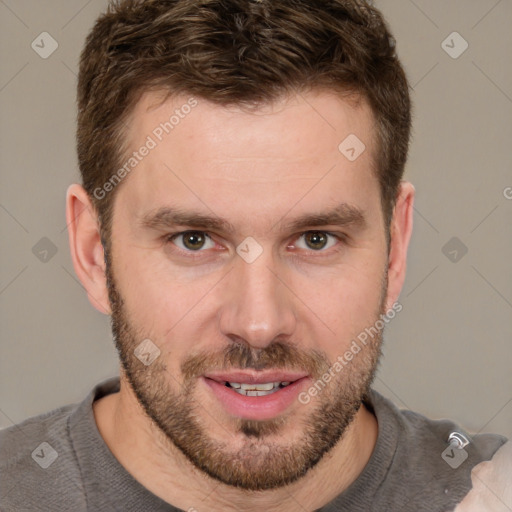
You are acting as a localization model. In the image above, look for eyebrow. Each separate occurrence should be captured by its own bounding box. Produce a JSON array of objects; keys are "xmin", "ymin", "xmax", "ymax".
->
[
  {"xmin": 283, "ymin": 203, "xmax": 366, "ymax": 232},
  {"xmin": 139, "ymin": 203, "xmax": 367, "ymax": 233},
  {"xmin": 140, "ymin": 208, "xmax": 235, "ymax": 233}
]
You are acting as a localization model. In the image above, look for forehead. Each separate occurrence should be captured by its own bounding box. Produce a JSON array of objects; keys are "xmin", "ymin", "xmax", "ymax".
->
[
  {"xmin": 115, "ymin": 88, "xmax": 381, "ymax": 232},
  {"xmin": 129, "ymin": 88, "xmax": 376, "ymax": 161}
]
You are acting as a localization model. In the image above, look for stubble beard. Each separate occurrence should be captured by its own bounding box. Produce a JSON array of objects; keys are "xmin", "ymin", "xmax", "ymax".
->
[{"xmin": 105, "ymin": 253, "xmax": 386, "ymax": 490}]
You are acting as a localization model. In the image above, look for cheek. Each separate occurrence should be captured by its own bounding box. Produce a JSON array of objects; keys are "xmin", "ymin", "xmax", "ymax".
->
[
  {"xmin": 296, "ymin": 263, "xmax": 385, "ymax": 352},
  {"xmin": 110, "ymin": 249, "xmax": 176, "ymax": 329},
  {"xmin": 113, "ymin": 252, "xmax": 222, "ymax": 349}
]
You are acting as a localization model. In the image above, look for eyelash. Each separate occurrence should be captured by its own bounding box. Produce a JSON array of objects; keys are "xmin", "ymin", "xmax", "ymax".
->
[{"xmin": 165, "ymin": 230, "xmax": 347, "ymax": 257}]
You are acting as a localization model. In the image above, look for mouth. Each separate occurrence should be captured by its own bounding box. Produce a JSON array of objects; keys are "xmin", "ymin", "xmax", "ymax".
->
[
  {"xmin": 202, "ymin": 371, "xmax": 310, "ymax": 421},
  {"xmin": 225, "ymin": 381, "xmax": 292, "ymax": 397}
]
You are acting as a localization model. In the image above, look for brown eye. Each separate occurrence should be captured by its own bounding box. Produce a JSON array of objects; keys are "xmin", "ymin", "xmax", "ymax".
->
[
  {"xmin": 294, "ymin": 231, "xmax": 339, "ymax": 252},
  {"xmin": 171, "ymin": 231, "xmax": 214, "ymax": 251},
  {"xmin": 183, "ymin": 232, "xmax": 205, "ymax": 250},
  {"xmin": 304, "ymin": 232, "xmax": 328, "ymax": 250}
]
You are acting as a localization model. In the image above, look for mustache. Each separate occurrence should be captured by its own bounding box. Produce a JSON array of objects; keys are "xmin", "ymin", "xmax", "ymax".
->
[{"xmin": 181, "ymin": 341, "xmax": 331, "ymax": 381}]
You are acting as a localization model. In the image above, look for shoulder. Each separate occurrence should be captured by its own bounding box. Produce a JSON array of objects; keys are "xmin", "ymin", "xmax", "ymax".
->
[
  {"xmin": 397, "ymin": 401, "xmax": 507, "ymax": 465},
  {"xmin": 0, "ymin": 381, "xmax": 114, "ymax": 512},
  {"xmin": 1, "ymin": 402, "xmax": 75, "ymax": 460},
  {"xmin": 0, "ymin": 402, "xmax": 87, "ymax": 511},
  {"xmin": 0, "ymin": 378, "xmax": 120, "ymax": 510},
  {"xmin": 368, "ymin": 389, "xmax": 508, "ymax": 509},
  {"xmin": 370, "ymin": 389, "xmax": 507, "ymax": 460}
]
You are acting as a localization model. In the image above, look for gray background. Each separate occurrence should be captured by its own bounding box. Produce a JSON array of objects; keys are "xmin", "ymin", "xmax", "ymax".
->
[{"xmin": 1, "ymin": 0, "xmax": 511, "ymax": 439}]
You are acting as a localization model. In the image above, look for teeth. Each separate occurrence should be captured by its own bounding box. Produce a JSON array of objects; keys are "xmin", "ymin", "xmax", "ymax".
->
[
  {"xmin": 240, "ymin": 382, "xmax": 275, "ymax": 391},
  {"xmin": 227, "ymin": 381, "xmax": 292, "ymax": 396},
  {"xmin": 237, "ymin": 388, "xmax": 276, "ymax": 397},
  {"xmin": 247, "ymin": 390, "xmax": 271, "ymax": 397}
]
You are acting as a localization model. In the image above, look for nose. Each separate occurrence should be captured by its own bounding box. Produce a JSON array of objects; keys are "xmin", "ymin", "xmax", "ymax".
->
[{"xmin": 218, "ymin": 250, "xmax": 297, "ymax": 349}]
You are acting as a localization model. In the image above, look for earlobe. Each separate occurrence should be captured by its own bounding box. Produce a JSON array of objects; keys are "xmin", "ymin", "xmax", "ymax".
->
[
  {"xmin": 384, "ymin": 181, "xmax": 415, "ymax": 311},
  {"xmin": 65, "ymin": 184, "xmax": 112, "ymax": 315}
]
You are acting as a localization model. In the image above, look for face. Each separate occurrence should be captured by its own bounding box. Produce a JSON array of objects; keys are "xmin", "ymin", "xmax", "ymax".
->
[{"xmin": 105, "ymin": 90, "xmax": 390, "ymax": 490}]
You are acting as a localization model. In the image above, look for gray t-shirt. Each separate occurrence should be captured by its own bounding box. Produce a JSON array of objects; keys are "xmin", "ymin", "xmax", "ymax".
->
[{"xmin": 0, "ymin": 377, "xmax": 507, "ymax": 511}]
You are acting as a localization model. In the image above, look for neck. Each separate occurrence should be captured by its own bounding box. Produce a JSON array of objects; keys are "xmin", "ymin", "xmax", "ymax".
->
[{"xmin": 93, "ymin": 375, "xmax": 378, "ymax": 512}]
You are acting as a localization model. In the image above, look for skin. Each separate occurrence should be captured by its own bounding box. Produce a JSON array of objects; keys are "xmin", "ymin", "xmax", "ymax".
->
[{"xmin": 66, "ymin": 89, "xmax": 414, "ymax": 511}]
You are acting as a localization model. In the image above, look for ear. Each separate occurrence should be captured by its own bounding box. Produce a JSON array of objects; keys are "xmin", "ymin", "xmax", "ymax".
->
[
  {"xmin": 65, "ymin": 184, "xmax": 111, "ymax": 315},
  {"xmin": 384, "ymin": 181, "xmax": 415, "ymax": 311}
]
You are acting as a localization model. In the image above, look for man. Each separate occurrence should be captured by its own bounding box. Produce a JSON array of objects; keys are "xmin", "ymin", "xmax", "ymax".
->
[{"xmin": 0, "ymin": 0, "xmax": 509, "ymax": 510}]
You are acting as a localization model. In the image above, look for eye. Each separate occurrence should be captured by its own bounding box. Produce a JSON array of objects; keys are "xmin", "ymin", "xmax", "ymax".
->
[
  {"xmin": 169, "ymin": 231, "xmax": 215, "ymax": 251},
  {"xmin": 294, "ymin": 231, "xmax": 340, "ymax": 251}
]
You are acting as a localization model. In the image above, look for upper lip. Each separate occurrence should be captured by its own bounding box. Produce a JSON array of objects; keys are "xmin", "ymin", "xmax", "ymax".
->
[{"xmin": 204, "ymin": 370, "xmax": 309, "ymax": 384}]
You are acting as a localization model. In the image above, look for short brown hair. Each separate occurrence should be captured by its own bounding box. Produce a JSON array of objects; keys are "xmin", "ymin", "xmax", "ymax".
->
[{"xmin": 77, "ymin": 0, "xmax": 411, "ymax": 250}]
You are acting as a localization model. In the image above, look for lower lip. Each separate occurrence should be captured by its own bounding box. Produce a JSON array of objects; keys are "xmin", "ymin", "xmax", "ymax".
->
[{"xmin": 202, "ymin": 377, "xmax": 309, "ymax": 421}]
